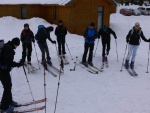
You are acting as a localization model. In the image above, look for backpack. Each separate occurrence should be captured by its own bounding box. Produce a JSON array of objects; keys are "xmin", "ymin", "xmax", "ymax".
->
[
  {"xmin": 35, "ymin": 25, "xmax": 46, "ymax": 41},
  {"xmin": 130, "ymin": 28, "xmax": 141, "ymax": 36},
  {"xmin": 0, "ymin": 40, "xmax": 4, "ymax": 65}
]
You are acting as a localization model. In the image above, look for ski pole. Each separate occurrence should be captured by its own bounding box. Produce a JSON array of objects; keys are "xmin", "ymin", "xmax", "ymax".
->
[
  {"xmin": 54, "ymin": 43, "xmax": 60, "ymax": 61},
  {"xmin": 93, "ymin": 39, "xmax": 99, "ymax": 57},
  {"xmin": 120, "ymin": 43, "xmax": 128, "ymax": 71},
  {"xmin": 146, "ymin": 42, "xmax": 150, "ymax": 73},
  {"xmin": 33, "ymin": 43, "xmax": 40, "ymax": 69},
  {"xmin": 22, "ymin": 66, "xmax": 38, "ymax": 113},
  {"xmin": 54, "ymin": 57, "xmax": 64, "ymax": 113},
  {"xmin": 43, "ymin": 59, "xmax": 47, "ymax": 113},
  {"xmin": 70, "ymin": 56, "xmax": 78, "ymax": 71},
  {"xmin": 65, "ymin": 42, "xmax": 73, "ymax": 60},
  {"xmin": 115, "ymin": 39, "xmax": 119, "ymax": 62}
]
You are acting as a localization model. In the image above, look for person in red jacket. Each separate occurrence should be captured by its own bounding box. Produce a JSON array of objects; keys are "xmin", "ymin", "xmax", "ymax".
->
[{"xmin": 20, "ymin": 23, "xmax": 35, "ymax": 65}]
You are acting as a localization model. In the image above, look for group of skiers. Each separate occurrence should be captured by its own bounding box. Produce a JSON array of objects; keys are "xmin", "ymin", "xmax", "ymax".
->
[
  {"xmin": 0, "ymin": 20, "xmax": 67, "ymax": 113},
  {"xmin": 0, "ymin": 21, "xmax": 150, "ymax": 113}
]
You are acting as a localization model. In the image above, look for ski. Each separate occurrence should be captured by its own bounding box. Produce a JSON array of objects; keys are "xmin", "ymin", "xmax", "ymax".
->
[
  {"xmin": 13, "ymin": 105, "xmax": 45, "ymax": 113},
  {"xmin": 41, "ymin": 63, "xmax": 57, "ymax": 77},
  {"xmin": 77, "ymin": 63, "xmax": 98, "ymax": 74},
  {"xmin": 62, "ymin": 57, "xmax": 69, "ymax": 65},
  {"xmin": 86, "ymin": 64, "xmax": 100, "ymax": 73},
  {"xmin": 90, "ymin": 65, "xmax": 103, "ymax": 72},
  {"xmin": 124, "ymin": 65, "xmax": 134, "ymax": 76},
  {"xmin": 16, "ymin": 98, "xmax": 46, "ymax": 107},
  {"xmin": 24, "ymin": 63, "xmax": 38, "ymax": 73},
  {"xmin": 47, "ymin": 63, "xmax": 63, "ymax": 73},
  {"xmin": 131, "ymin": 69, "xmax": 138, "ymax": 76}
]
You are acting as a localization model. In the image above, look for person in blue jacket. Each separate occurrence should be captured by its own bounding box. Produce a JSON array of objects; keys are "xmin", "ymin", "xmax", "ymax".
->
[{"xmin": 82, "ymin": 22, "xmax": 98, "ymax": 67}]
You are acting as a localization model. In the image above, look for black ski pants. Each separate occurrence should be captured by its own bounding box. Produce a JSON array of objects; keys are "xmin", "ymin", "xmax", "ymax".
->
[
  {"xmin": 57, "ymin": 37, "xmax": 66, "ymax": 55},
  {"xmin": 82, "ymin": 43, "xmax": 94, "ymax": 63},
  {"xmin": 102, "ymin": 41, "xmax": 110, "ymax": 56},
  {"xmin": 0, "ymin": 69, "xmax": 12, "ymax": 110},
  {"xmin": 38, "ymin": 42, "xmax": 50, "ymax": 62},
  {"xmin": 22, "ymin": 44, "xmax": 32, "ymax": 62}
]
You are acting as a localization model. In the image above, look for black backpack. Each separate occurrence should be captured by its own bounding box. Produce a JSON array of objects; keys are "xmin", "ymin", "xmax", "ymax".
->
[{"xmin": 0, "ymin": 40, "xmax": 4, "ymax": 62}]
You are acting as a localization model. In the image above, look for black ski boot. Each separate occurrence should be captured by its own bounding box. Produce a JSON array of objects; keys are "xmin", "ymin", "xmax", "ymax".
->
[
  {"xmin": 125, "ymin": 60, "xmax": 129, "ymax": 69},
  {"xmin": 130, "ymin": 61, "xmax": 134, "ymax": 69}
]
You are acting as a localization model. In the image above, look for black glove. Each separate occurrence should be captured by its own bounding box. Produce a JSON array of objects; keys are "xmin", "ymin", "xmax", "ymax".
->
[
  {"xmin": 52, "ymin": 40, "xmax": 56, "ymax": 44},
  {"xmin": 148, "ymin": 38, "xmax": 150, "ymax": 42},
  {"xmin": 126, "ymin": 40, "xmax": 129, "ymax": 43},
  {"xmin": 115, "ymin": 36, "xmax": 117, "ymax": 39},
  {"xmin": 16, "ymin": 63, "xmax": 23, "ymax": 68}
]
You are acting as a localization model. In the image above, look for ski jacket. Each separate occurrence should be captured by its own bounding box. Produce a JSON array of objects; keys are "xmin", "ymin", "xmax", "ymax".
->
[
  {"xmin": 0, "ymin": 41, "xmax": 20, "ymax": 72},
  {"xmin": 98, "ymin": 27, "xmax": 117, "ymax": 43},
  {"xmin": 36, "ymin": 27, "xmax": 53, "ymax": 44},
  {"xmin": 84, "ymin": 26, "xmax": 97, "ymax": 44},
  {"xmin": 55, "ymin": 25, "xmax": 67, "ymax": 41},
  {"xmin": 20, "ymin": 29, "xmax": 34, "ymax": 45},
  {"xmin": 126, "ymin": 27, "xmax": 149, "ymax": 45}
]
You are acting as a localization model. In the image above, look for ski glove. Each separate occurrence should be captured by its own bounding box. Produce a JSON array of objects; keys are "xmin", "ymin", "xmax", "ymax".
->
[
  {"xmin": 126, "ymin": 39, "xmax": 129, "ymax": 43},
  {"xmin": 32, "ymin": 39, "xmax": 35, "ymax": 43}
]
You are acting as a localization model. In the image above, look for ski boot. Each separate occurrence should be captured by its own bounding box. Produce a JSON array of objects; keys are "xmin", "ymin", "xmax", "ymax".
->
[
  {"xmin": 87, "ymin": 61, "xmax": 93, "ymax": 66},
  {"xmin": 130, "ymin": 61, "xmax": 134, "ymax": 69},
  {"xmin": 82, "ymin": 62, "xmax": 88, "ymax": 67},
  {"xmin": 125, "ymin": 60, "xmax": 129, "ymax": 69},
  {"xmin": 10, "ymin": 100, "xmax": 20, "ymax": 107}
]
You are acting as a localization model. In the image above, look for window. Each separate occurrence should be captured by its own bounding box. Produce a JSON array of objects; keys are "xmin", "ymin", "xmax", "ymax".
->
[{"xmin": 21, "ymin": 6, "xmax": 27, "ymax": 19}]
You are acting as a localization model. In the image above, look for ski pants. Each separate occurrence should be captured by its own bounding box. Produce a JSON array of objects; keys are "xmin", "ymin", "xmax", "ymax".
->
[
  {"xmin": 38, "ymin": 42, "xmax": 51, "ymax": 62},
  {"xmin": 126, "ymin": 44, "xmax": 139, "ymax": 62},
  {"xmin": 82, "ymin": 42, "xmax": 94, "ymax": 62},
  {"xmin": 102, "ymin": 41, "xmax": 110, "ymax": 57},
  {"xmin": 21, "ymin": 43, "xmax": 32, "ymax": 62},
  {"xmin": 57, "ymin": 37, "xmax": 66, "ymax": 55},
  {"xmin": 0, "ymin": 69, "xmax": 12, "ymax": 110}
]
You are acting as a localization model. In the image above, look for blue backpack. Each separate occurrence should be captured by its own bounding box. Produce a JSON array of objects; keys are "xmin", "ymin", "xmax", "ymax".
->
[{"xmin": 35, "ymin": 25, "xmax": 45, "ymax": 40}]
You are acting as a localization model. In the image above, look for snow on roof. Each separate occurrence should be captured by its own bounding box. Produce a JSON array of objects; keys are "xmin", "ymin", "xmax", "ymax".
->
[{"xmin": 0, "ymin": 0, "xmax": 72, "ymax": 5}]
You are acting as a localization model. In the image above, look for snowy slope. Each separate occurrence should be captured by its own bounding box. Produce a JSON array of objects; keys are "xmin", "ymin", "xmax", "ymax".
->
[{"xmin": 0, "ymin": 5, "xmax": 150, "ymax": 113}]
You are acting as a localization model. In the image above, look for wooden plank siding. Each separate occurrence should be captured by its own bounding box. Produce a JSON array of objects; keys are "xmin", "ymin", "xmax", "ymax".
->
[{"xmin": 0, "ymin": 0, "xmax": 116, "ymax": 35}]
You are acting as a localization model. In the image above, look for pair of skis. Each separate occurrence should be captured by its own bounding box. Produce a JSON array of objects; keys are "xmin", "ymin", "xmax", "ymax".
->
[
  {"xmin": 6, "ymin": 98, "xmax": 46, "ymax": 113},
  {"xmin": 41, "ymin": 61, "xmax": 63, "ymax": 77},
  {"xmin": 124, "ymin": 65, "xmax": 138, "ymax": 76},
  {"xmin": 78, "ymin": 60, "xmax": 103, "ymax": 74},
  {"xmin": 24, "ymin": 63, "xmax": 38, "ymax": 73}
]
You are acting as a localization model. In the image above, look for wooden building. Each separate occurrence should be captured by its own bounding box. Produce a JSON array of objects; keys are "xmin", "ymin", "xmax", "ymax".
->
[{"xmin": 0, "ymin": 0, "xmax": 117, "ymax": 35}]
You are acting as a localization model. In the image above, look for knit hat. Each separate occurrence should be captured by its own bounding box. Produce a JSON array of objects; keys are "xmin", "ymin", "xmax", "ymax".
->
[
  {"xmin": 24, "ymin": 23, "xmax": 29, "ymax": 27},
  {"xmin": 102, "ymin": 26, "xmax": 107, "ymax": 31},
  {"xmin": 11, "ymin": 37, "xmax": 20, "ymax": 46},
  {"xmin": 135, "ymin": 22, "xmax": 140, "ymax": 26},
  {"xmin": 90, "ymin": 22, "xmax": 95, "ymax": 27},
  {"xmin": 46, "ymin": 26, "xmax": 54, "ymax": 31}
]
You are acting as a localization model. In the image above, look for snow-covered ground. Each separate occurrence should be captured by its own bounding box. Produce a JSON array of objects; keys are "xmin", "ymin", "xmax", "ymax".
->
[{"xmin": 0, "ymin": 5, "xmax": 150, "ymax": 113}]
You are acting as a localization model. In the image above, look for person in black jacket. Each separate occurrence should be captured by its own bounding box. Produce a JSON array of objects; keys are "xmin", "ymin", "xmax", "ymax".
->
[
  {"xmin": 125, "ymin": 22, "xmax": 150, "ymax": 69},
  {"xmin": 98, "ymin": 26, "xmax": 117, "ymax": 62},
  {"xmin": 55, "ymin": 20, "xmax": 67, "ymax": 57},
  {"xmin": 35, "ymin": 25, "xmax": 56, "ymax": 66},
  {"xmin": 20, "ymin": 23, "xmax": 35, "ymax": 65},
  {"xmin": 0, "ymin": 38, "xmax": 23, "ymax": 113},
  {"xmin": 82, "ymin": 22, "xmax": 98, "ymax": 67}
]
